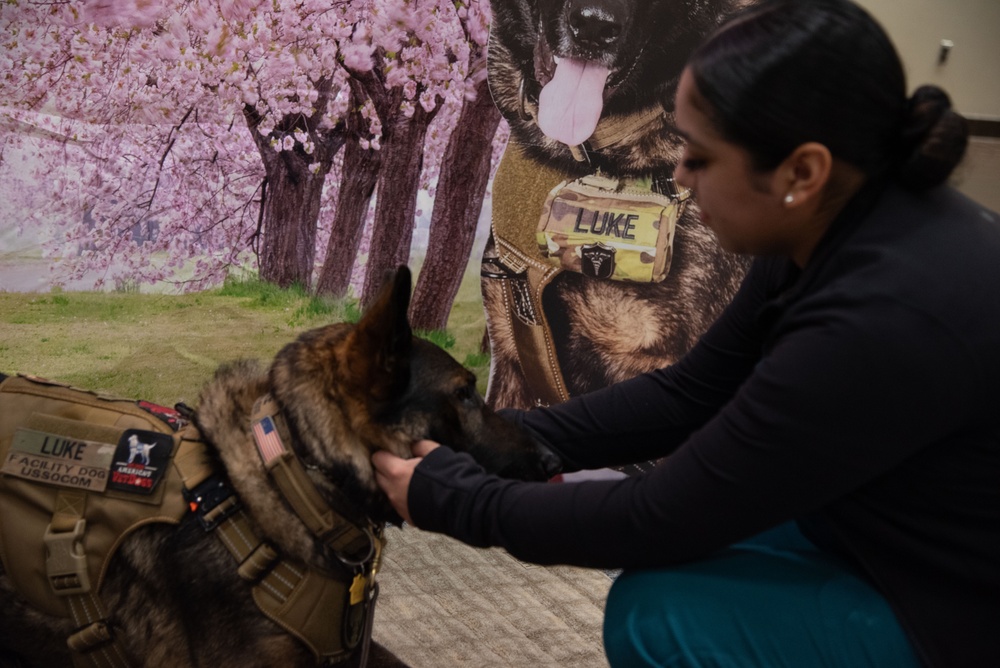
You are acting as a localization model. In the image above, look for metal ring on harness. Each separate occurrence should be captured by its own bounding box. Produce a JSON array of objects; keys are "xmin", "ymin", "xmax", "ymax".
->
[{"xmin": 333, "ymin": 525, "xmax": 377, "ymax": 568}]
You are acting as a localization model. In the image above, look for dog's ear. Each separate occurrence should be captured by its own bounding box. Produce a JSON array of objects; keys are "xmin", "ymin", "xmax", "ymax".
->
[{"xmin": 346, "ymin": 266, "xmax": 413, "ymax": 403}]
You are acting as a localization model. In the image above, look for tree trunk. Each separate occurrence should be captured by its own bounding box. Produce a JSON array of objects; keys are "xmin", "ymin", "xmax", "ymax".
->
[
  {"xmin": 255, "ymin": 152, "xmax": 329, "ymax": 288},
  {"xmin": 243, "ymin": 78, "xmax": 343, "ymax": 289},
  {"xmin": 409, "ymin": 77, "xmax": 502, "ymax": 331},
  {"xmin": 359, "ymin": 101, "xmax": 436, "ymax": 307},
  {"xmin": 315, "ymin": 83, "xmax": 383, "ymax": 297}
]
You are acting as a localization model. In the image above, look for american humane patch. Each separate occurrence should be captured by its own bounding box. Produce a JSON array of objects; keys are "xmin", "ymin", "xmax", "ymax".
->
[{"xmin": 108, "ymin": 429, "xmax": 175, "ymax": 495}]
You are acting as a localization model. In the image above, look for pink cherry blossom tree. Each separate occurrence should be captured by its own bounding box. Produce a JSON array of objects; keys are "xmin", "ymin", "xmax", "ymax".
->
[
  {"xmin": 2, "ymin": 0, "xmax": 503, "ymax": 308},
  {"xmin": 312, "ymin": 0, "xmax": 498, "ymax": 306},
  {"xmin": 1, "ymin": 0, "xmax": 381, "ymax": 289},
  {"xmin": 349, "ymin": 0, "xmax": 476, "ymax": 307},
  {"xmin": 313, "ymin": 78, "xmax": 383, "ymax": 297},
  {"xmin": 407, "ymin": 0, "xmax": 502, "ymax": 330}
]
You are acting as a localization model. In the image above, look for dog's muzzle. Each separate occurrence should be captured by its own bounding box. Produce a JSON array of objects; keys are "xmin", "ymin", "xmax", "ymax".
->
[{"xmin": 537, "ymin": 442, "xmax": 564, "ymax": 478}]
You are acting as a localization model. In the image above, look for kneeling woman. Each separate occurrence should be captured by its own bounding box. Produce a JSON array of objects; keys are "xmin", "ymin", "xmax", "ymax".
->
[{"xmin": 373, "ymin": 0, "xmax": 1000, "ymax": 665}]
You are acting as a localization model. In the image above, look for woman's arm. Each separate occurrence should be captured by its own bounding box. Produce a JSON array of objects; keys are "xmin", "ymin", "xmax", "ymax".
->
[
  {"xmin": 506, "ymin": 258, "xmax": 782, "ymax": 471},
  {"xmin": 405, "ymin": 294, "xmax": 974, "ymax": 569}
]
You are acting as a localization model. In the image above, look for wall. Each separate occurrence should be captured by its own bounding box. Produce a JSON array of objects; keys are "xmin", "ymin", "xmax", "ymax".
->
[
  {"xmin": 857, "ymin": 0, "xmax": 1000, "ymax": 119},
  {"xmin": 856, "ymin": 0, "xmax": 999, "ymax": 211}
]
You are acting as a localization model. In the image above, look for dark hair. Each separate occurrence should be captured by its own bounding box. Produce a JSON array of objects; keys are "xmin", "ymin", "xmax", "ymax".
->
[{"xmin": 687, "ymin": 0, "xmax": 968, "ymax": 191}]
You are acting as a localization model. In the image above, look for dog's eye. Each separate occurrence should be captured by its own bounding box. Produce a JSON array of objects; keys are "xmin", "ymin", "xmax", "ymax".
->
[{"xmin": 454, "ymin": 385, "xmax": 478, "ymax": 406}]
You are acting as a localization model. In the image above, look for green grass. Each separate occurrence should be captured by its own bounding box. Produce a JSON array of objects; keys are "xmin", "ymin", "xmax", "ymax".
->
[
  {"xmin": 416, "ymin": 329, "xmax": 456, "ymax": 350},
  {"xmin": 0, "ymin": 267, "xmax": 491, "ymax": 405}
]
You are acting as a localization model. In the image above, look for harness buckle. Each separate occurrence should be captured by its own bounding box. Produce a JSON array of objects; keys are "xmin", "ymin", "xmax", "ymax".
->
[
  {"xmin": 184, "ymin": 476, "xmax": 240, "ymax": 531},
  {"xmin": 43, "ymin": 518, "xmax": 91, "ymax": 596}
]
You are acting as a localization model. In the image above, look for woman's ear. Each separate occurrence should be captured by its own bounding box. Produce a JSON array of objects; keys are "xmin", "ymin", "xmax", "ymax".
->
[{"xmin": 778, "ymin": 142, "xmax": 833, "ymax": 207}]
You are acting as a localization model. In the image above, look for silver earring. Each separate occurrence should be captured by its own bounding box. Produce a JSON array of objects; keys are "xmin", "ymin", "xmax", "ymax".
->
[{"xmin": 784, "ymin": 193, "xmax": 794, "ymax": 204}]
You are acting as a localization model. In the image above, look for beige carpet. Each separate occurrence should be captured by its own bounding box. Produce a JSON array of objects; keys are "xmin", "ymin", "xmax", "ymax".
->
[{"xmin": 371, "ymin": 526, "xmax": 612, "ymax": 667}]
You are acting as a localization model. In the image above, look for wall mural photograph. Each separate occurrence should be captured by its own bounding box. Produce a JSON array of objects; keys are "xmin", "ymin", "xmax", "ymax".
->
[{"xmin": 1, "ymin": 0, "xmax": 999, "ymax": 666}]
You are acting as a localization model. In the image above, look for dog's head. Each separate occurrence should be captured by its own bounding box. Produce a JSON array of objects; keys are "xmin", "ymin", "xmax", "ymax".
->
[
  {"xmin": 268, "ymin": 267, "xmax": 561, "ymax": 519},
  {"xmin": 489, "ymin": 0, "xmax": 745, "ymax": 170}
]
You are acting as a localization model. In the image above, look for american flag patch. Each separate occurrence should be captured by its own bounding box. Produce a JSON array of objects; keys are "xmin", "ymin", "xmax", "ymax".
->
[{"xmin": 252, "ymin": 416, "xmax": 285, "ymax": 463}]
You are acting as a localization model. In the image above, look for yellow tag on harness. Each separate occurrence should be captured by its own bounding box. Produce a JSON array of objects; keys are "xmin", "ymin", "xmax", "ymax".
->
[
  {"xmin": 536, "ymin": 173, "xmax": 690, "ymax": 282},
  {"xmin": 349, "ymin": 573, "xmax": 367, "ymax": 606}
]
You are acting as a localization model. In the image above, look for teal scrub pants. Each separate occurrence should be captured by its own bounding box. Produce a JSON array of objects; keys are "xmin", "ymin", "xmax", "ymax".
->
[{"xmin": 603, "ymin": 523, "xmax": 922, "ymax": 667}]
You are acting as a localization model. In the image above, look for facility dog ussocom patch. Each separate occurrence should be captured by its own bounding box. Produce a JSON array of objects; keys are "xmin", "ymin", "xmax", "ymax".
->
[
  {"xmin": 0, "ymin": 267, "xmax": 559, "ymax": 668},
  {"xmin": 482, "ymin": 0, "xmax": 756, "ymax": 410}
]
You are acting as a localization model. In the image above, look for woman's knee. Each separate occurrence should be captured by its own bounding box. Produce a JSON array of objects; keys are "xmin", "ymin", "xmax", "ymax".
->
[
  {"xmin": 601, "ymin": 553, "xmax": 921, "ymax": 668},
  {"xmin": 604, "ymin": 571, "xmax": 658, "ymax": 667},
  {"xmin": 603, "ymin": 570, "xmax": 719, "ymax": 668}
]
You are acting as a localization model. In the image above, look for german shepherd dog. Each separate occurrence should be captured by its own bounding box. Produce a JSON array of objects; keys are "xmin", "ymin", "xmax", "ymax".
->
[
  {"xmin": 0, "ymin": 267, "xmax": 558, "ymax": 667},
  {"xmin": 482, "ymin": 0, "xmax": 756, "ymax": 409}
]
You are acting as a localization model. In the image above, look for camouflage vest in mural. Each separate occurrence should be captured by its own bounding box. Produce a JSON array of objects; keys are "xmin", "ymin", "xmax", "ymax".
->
[{"xmin": 536, "ymin": 172, "xmax": 689, "ymax": 283}]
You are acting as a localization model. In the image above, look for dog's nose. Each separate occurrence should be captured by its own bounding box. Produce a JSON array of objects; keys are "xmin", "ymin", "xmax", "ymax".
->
[
  {"xmin": 537, "ymin": 443, "xmax": 564, "ymax": 478},
  {"xmin": 568, "ymin": 2, "xmax": 624, "ymax": 50}
]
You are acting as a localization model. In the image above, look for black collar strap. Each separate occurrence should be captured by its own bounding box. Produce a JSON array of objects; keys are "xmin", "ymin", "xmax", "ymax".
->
[{"xmin": 250, "ymin": 394, "xmax": 376, "ymax": 567}]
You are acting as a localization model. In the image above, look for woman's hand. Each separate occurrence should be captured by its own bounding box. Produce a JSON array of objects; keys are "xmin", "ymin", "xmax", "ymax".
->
[{"xmin": 372, "ymin": 440, "xmax": 440, "ymax": 525}]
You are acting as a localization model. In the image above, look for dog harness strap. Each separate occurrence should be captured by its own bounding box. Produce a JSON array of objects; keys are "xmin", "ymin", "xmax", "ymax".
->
[
  {"xmin": 252, "ymin": 564, "xmax": 363, "ymax": 663},
  {"xmin": 172, "ymin": 436, "xmax": 372, "ymax": 664},
  {"xmin": 45, "ymin": 493, "xmax": 131, "ymax": 668},
  {"xmin": 267, "ymin": 451, "xmax": 375, "ymax": 561},
  {"xmin": 171, "ymin": 424, "xmax": 215, "ymax": 490},
  {"xmin": 63, "ymin": 616, "xmax": 130, "ymax": 668},
  {"xmin": 487, "ymin": 148, "xmax": 574, "ymax": 406},
  {"xmin": 44, "ymin": 491, "xmax": 90, "ymax": 595},
  {"xmin": 250, "ymin": 394, "xmax": 375, "ymax": 563},
  {"xmin": 268, "ymin": 452, "xmax": 338, "ymax": 533},
  {"xmin": 205, "ymin": 500, "xmax": 374, "ymax": 664},
  {"xmin": 205, "ymin": 510, "xmax": 351, "ymax": 661},
  {"xmin": 212, "ymin": 507, "xmax": 273, "ymax": 568},
  {"xmin": 238, "ymin": 541, "xmax": 280, "ymax": 581},
  {"xmin": 588, "ymin": 105, "xmax": 665, "ymax": 151},
  {"xmin": 503, "ymin": 259, "xmax": 571, "ymax": 406}
]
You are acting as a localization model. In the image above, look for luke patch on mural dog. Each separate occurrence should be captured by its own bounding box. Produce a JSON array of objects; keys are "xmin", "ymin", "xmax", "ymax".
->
[
  {"xmin": 0, "ymin": 267, "xmax": 558, "ymax": 668},
  {"xmin": 482, "ymin": 0, "xmax": 756, "ymax": 410}
]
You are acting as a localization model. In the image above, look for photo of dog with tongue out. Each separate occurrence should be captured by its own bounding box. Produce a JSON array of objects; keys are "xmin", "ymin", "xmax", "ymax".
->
[{"xmin": 481, "ymin": 0, "xmax": 757, "ymax": 419}]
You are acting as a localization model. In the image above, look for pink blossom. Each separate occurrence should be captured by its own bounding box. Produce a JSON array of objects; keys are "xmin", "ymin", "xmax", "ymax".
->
[
  {"xmin": 419, "ymin": 89, "xmax": 438, "ymax": 112},
  {"xmin": 78, "ymin": 0, "xmax": 167, "ymax": 29},
  {"xmin": 0, "ymin": 0, "xmax": 502, "ymax": 291}
]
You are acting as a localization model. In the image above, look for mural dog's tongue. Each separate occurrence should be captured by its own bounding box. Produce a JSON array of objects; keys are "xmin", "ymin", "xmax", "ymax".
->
[{"xmin": 537, "ymin": 58, "xmax": 610, "ymax": 146}]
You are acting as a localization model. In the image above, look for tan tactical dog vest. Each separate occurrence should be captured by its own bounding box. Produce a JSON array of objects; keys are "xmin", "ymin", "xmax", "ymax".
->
[{"xmin": 0, "ymin": 375, "xmax": 380, "ymax": 668}]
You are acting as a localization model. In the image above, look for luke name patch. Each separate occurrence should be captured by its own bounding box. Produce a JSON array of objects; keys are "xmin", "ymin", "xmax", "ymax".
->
[
  {"xmin": 1, "ymin": 428, "xmax": 175, "ymax": 495},
  {"xmin": 2, "ymin": 429, "xmax": 117, "ymax": 492}
]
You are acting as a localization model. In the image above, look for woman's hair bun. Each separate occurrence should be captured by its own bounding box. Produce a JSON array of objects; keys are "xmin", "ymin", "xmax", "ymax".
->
[{"xmin": 896, "ymin": 85, "xmax": 969, "ymax": 191}]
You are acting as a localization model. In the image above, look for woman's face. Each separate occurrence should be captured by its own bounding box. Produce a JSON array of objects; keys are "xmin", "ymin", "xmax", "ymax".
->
[{"xmin": 673, "ymin": 68, "xmax": 793, "ymax": 257}]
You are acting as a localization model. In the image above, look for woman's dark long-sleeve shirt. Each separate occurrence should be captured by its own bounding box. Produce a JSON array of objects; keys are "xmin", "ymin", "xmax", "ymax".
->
[{"xmin": 409, "ymin": 185, "xmax": 1000, "ymax": 668}]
